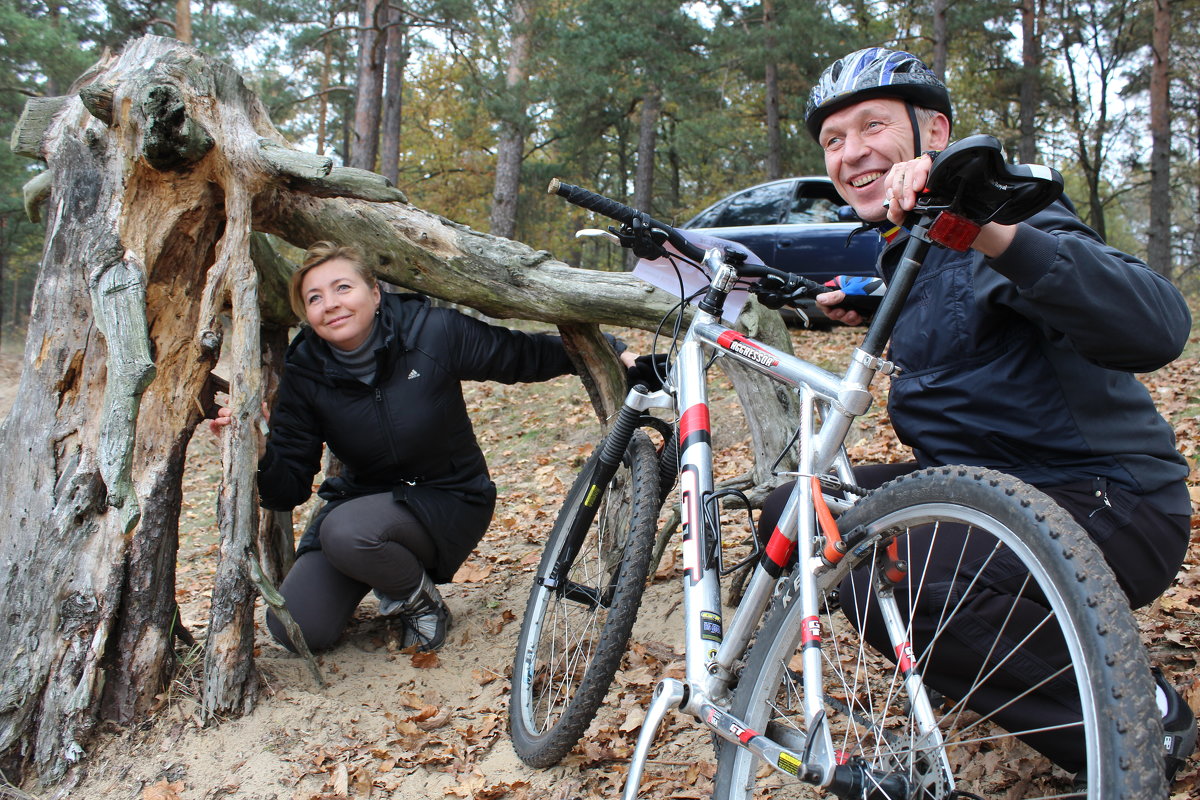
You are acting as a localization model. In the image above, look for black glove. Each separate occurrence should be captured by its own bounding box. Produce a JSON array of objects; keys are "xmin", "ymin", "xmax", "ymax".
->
[
  {"xmin": 603, "ymin": 332, "xmax": 627, "ymax": 358},
  {"xmin": 818, "ymin": 275, "xmax": 886, "ymax": 316},
  {"xmin": 627, "ymin": 353, "xmax": 668, "ymax": 392},
  {"xmin": 754, "ymin": 272, "xmax": 816, "ymax": 310}
]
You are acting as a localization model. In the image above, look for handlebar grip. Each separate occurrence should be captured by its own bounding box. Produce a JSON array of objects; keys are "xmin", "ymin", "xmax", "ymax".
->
[
  {"xmin": 548, "ymin": 178, "xmax": 639, "ymax": 226},
  {"xmin": 548, "ymin": 178, "xmax": 706, "ymax": 263}
]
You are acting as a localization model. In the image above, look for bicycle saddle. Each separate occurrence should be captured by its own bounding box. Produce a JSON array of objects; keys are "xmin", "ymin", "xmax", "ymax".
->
[{"xmin": 921, "ymin": 134, "xmax": 1063, "ymax": 226}]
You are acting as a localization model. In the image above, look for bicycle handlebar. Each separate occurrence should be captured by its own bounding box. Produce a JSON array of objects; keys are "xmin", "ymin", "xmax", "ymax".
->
[
  {"xmin": 548, "ymin": 177, "xmax": 838, "ymax": 313},
  {"xmin": 548, "ymin": 178, "xmax": 707, "ymax": 264}
]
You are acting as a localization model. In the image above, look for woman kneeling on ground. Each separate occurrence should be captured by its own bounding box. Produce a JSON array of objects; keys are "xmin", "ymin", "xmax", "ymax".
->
[{"xmin": 211, "ymin": 241, "xmax": 631, "ymax": 653}]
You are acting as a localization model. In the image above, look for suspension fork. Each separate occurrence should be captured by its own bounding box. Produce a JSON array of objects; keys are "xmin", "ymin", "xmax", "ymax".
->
[{"xmin": 542, "ymin": 386, "xmax": 671, "ymax": 597}]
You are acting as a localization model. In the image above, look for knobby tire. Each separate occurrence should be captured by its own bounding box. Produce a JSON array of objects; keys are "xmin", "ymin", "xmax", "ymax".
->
[
  {"xmin": 509, "ymin": 431, "xmax": 661, "ymax": 768},
  {"xmin": 714, "ymin": 466, "xmax": 1163, "ymax": 800}
]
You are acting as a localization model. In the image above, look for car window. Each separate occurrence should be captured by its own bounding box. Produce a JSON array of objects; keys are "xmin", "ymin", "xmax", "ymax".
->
[
  {"xmin": 688, "ymin": 201, "xmax": 727, "ymax": 228},
  {"xmin": 711, "ymin": 182, "xmax": 791, "ymax": 227},
  {"xmin": 785, "ymin": 182, "xmax": 846, "ymax": 224}
]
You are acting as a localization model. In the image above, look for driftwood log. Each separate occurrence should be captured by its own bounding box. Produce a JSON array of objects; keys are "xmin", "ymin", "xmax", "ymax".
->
[{"xmin": 0, "ymin": 35, "xmax": 799, "ymax": 786}]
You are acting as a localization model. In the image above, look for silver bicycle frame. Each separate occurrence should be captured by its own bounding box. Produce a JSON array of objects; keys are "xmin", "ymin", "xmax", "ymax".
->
[{"xmin": 621, "ymin": 250, "xmax": 901, "ymax": 798}]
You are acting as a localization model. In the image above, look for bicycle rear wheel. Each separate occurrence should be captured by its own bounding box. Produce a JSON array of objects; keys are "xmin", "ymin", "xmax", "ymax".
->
[
  {"xmin": 509, "ymin": 430, "xmax": 661, "ymax": 767},
  {"xmin": 714, "ymin": 466, "xmax": 1163, "ymax": 800}
]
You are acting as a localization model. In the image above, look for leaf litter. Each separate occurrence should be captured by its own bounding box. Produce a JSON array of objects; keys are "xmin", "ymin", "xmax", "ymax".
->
[{"xmin": 5, "ymin": 325, "xmax": 1194, "ymax": 799}]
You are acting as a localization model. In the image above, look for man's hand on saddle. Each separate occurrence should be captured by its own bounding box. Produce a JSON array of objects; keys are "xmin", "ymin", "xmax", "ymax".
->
[{"xmin": 883, "ymin": 154, "xmax": 1017, "ymax": 258}]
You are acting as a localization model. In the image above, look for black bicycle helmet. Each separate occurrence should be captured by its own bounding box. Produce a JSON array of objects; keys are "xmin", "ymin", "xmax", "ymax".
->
[{"xmin": 805, "ymin": 48, "xmax": 953, "ymax": 143}]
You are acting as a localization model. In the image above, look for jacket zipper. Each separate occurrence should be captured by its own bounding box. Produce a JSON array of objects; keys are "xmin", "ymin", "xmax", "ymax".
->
[{"xmin": 375, "ymin": 386, "xmax": 404, "ymax": 475}]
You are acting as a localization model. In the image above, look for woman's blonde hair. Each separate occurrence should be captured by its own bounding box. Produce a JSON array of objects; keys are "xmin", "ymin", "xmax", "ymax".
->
[{"xmin": 288, "ymin": 241, "xmax": 377, "ymax": 320}]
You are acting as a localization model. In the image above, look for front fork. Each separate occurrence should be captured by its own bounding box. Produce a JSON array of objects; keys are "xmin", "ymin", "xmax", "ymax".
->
[{"xmin": 543, "ymin": 386, "xmax": 672, "ymax": 597}]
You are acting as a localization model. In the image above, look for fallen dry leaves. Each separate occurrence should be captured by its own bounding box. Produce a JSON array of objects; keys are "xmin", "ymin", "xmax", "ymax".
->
[
  {"xmin": 142, "ymin": 779, "xmax": 185, "ymax": 800},
  {"xmin": 47, "ymin": 325, "xmax": 1199, "ymax": 800}
]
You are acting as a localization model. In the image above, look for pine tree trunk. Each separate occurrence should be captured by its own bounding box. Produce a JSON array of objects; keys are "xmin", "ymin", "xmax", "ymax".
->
[
  {"xmin": 316, "ymin": 14, "xmax": 336, "ymax": 156},
  {"xmin": 763, "ymin": 0, "xmax": 782, "ymax": 180},
  {"xmin": 489, "ymin": 0, "xmax": 531, "ymax": 239},
  {"xmin": 1018, "ymin": 0, "xmax": 1041, "ymax": 163},
  {"xmin": 633, "ymin": 88, "xmax": 660, "ymax": 216},
  {"xmin": 931, "ymin": 0, "xmax": 948, "ymax": 79},
  {"xmin": 1147, "ymin": 0, "xmax": 1172, "ymax": 278},
  {"xmin": 351, "ymin": 0, "xmax": 385, "ymax": 171},
  {"xmin": 379, "ymin": 2, "xmax": 408, "ymax": 186},
  {"xmin": 175, "ymin": 0, "xmax": 192, "ymax": 44},
  {"xmin": 626, "ymin": 87, "xmax": 661, "ymax": 271}
]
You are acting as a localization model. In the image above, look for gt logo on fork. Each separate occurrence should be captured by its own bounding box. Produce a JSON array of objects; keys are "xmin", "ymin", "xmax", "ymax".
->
[{"xmin": 802, "ymin": 615, "xmax": 821, "ymax": 646}]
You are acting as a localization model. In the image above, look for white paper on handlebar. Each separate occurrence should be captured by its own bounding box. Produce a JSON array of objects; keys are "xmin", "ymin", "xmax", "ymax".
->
[{"xmin": 632, "ymin": 230, "xmax": 763, "ymax": 324}]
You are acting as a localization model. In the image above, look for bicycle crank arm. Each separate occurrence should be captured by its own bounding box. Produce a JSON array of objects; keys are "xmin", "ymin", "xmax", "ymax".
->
[{"xmin": 621, "ymin": 678, "xmax": 687, "ymax": 800}]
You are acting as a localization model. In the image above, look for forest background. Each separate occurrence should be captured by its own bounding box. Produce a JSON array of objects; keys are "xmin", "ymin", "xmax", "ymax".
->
[{"xmin": 1, "ymin": 0, "xmax": 1199, "ymax": 346}]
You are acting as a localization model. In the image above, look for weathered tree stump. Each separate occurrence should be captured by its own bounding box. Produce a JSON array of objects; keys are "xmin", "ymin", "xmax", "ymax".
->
[{"xmin": 0, "ymin": 35, "xmax": 798, "ymax": 786}]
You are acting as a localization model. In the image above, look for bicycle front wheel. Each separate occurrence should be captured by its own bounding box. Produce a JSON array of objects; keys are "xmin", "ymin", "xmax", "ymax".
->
[
  {"xmin": 509, "ymin": 430, "xmax": 661, "ymax": 767},
  {"xmin": 715, "ymin": 466, "xmax": 1163, "ymax": 800}
]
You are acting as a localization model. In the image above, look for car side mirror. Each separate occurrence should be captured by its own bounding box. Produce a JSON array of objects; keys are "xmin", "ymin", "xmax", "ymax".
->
[{"xmin": 836, "ymin": 205, "xmax": 862, "ymax": 223}]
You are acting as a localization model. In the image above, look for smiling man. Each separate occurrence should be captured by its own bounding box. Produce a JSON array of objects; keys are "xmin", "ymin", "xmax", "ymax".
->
[{"xmin": 758, "ymin": 47, "xmax": 1196, "ymax": 790}]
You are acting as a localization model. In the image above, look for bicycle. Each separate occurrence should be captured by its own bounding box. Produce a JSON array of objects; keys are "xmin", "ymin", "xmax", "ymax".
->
[{"xmin": 508, "ymin": 135, "xmax": 1166, "ymax": 799}]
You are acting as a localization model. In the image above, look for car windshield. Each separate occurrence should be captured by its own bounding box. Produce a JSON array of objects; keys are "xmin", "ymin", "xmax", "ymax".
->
[
  {"xmin": 690, "ymin": 179, "xmax": 850, "ymax": 228},
  {"xmin": 786, "ymin": 182, "xmax": 846, "ymax": 224},
  {"xmin": 708, "ymin": 182, "xmax": 790, "ymax": 227}
]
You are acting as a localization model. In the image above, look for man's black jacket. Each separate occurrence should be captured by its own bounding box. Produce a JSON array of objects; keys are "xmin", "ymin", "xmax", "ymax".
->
[
  {"xmin": 258, "ymin": 292, "xmax": 576, "ymax": 582},
  {"xmin": 881, "ymin": 199, "xmax": 1191, "ymax": 516}
]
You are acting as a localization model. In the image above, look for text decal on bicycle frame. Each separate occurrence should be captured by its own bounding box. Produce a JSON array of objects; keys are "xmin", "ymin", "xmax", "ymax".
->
[
  {"xmin": 894, "ymin": 642, "xmax": 916, "ymax": 676},
  {"xmin": 801, "ymin": 615, "xmax": 822, "ymax": 649},
  {"xmin": 680, "ymin": 464, "xmax": 702, "ymax": 585},
  {"xmin": 704, "ymin": 705, "xmax": 760, "ymax": 745},
  {"xmin": 700, "ymin": 611, "xmax": 723, "ymax": 643},
  {"xmin": 716, "ymin": 330, "xmax": 781, "ymax": 369}
]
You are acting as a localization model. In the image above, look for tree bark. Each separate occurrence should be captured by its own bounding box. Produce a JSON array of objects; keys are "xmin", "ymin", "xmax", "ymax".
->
[
  {"xmin": 0, "ymin": 40, "xmax": 227, "ymax": 783},
  {"xmin": 351, "ymin": 0, "xmax": 385, "ymax": 171},
  {"xmin": 763, "ymin": 0, "xmax": 782, "ymax": 181},
  {"xmin": 633, "ymin": 88, "xmax": 660, "ymax": 217},
  {"xmin": 931, "ymin": 0, "xmax": 948, "ymax": 79},
  {"xmin": 1, "ymin": 35, "xmax": 800, "ymax": 785},
  {"xmin": 1147, "ymin": 0, "xmax": 1172, "ymax": 278},
  {"xmin": 379, "ymin": 2, "xmax": 408, "ymax": 186},
  {"xmin": 627, "ymin": 87, "xmax": 661, "ymax": 270},
  {"xmin": 316, "ymin": 12, "xmax": 336, "ymax": 156},
  {"xmin": 199, "ymin": 185, "xmax": 263, "ymax": 720},
  {"xmin": 489, "ymin": 0, "xmax": 532, "ymax": 239},
  {"xmin": 0, "ymin": 219, "xmax": 6, "ymax": 349},
  {"xmin": 1018, "ymin": 0, "xmax": 1041, "ymax": 163},
  {"xmin": 175, "ymin": 0, "xmax": 192, "ymax": 44}
]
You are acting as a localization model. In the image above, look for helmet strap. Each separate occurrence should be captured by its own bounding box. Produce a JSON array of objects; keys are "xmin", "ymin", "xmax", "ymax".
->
[{"xmin": 906, "ymin": 102, "xmax": 922, "ymax": 158}]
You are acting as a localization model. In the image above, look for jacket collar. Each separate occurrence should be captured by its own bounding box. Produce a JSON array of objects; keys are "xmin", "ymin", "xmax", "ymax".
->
[{"xmin": 285, "ymin": 292, "xmax": 432, "ymax": 383}]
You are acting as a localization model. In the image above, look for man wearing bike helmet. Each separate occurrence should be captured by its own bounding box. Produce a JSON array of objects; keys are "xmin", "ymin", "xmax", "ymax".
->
[{"xmin": 769, "ymin": 46, "xmax": 1196, "ymax": 786}]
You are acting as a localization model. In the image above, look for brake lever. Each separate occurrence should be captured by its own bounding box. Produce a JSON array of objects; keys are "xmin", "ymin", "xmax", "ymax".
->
[{"xmin": 575, "ymin": 228, "xmax": 622, "ymax": 245}]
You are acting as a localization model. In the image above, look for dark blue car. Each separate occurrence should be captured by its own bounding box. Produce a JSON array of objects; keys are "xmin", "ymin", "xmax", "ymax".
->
[{"xmin": 681, "ymin": 177, "xmax": 882, "ymax": 322}]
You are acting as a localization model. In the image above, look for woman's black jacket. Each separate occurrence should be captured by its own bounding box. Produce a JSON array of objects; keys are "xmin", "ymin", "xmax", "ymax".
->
[{"xmin": 257, "ymin": 292, "xmax": 577, "ymax": 582}]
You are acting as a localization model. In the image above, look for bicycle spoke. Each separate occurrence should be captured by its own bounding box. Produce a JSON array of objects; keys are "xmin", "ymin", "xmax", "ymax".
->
[
  {"xmin": 716, "ymin": 470, "xmax": 1162, "ymax": 800},
  {"xmin": 510, "ymin": 432, "xmax": 660, "ymax": 768}
]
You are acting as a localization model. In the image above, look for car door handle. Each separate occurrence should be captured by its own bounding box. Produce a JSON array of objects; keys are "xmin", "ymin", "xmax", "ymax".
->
[{"xmin": 779, "ymin": 238, "xmax": 793, "ymax": 247}]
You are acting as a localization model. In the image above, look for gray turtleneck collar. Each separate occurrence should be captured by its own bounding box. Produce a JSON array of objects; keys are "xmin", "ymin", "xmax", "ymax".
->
[{"xmin": 326, "ymin": 317, "xmax": 383, "ymax": 384}]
